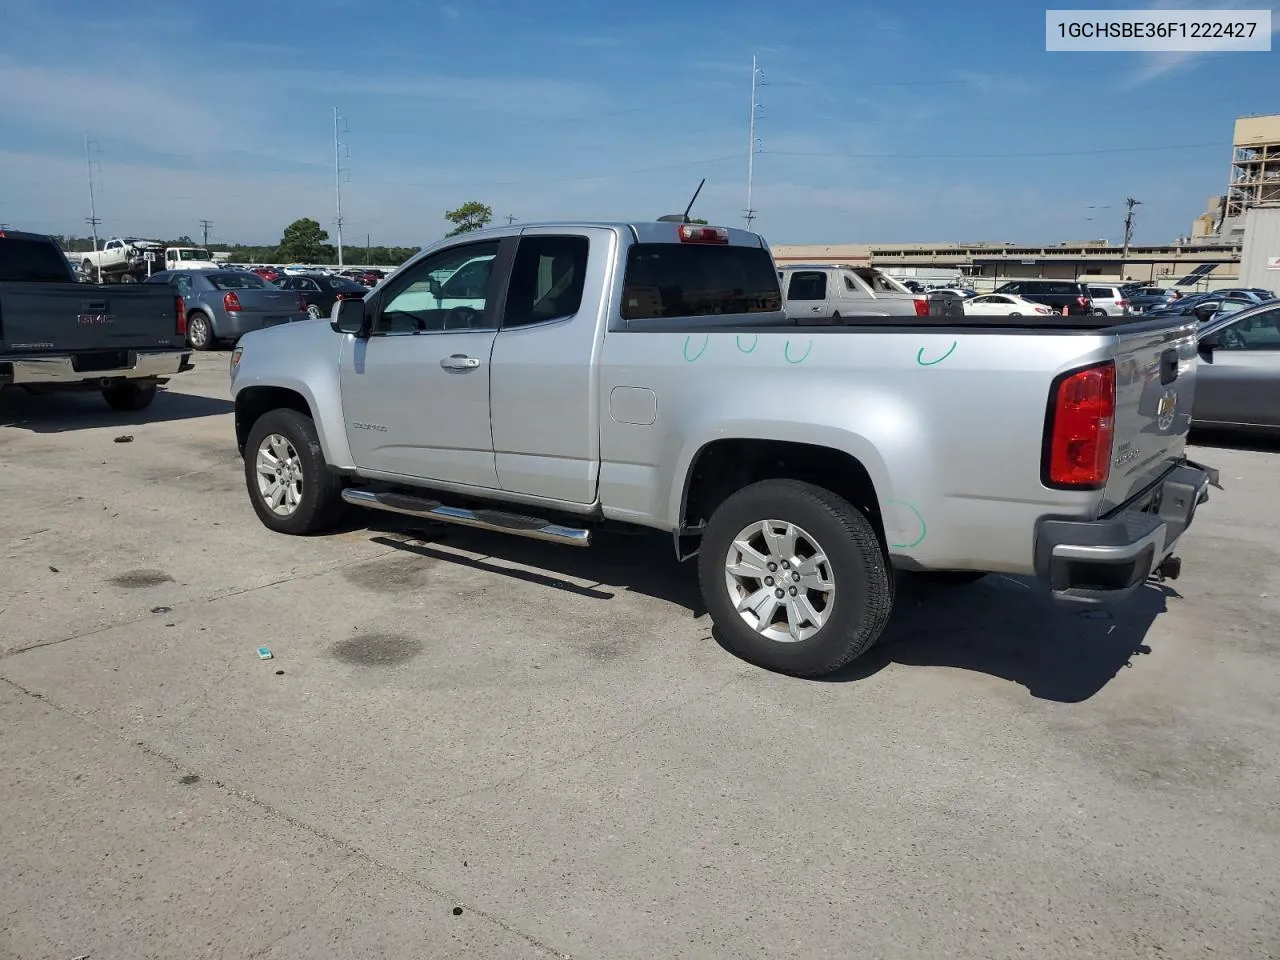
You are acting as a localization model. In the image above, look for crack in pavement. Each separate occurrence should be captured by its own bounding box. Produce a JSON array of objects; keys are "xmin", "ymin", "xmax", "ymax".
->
[{"xmin": 0, "ymin": 675, "xmax": 570, "ymax": 960}]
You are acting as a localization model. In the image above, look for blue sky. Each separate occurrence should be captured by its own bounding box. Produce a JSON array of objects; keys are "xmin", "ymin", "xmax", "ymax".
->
[{"xmin": 0, "ymin": 0, "xmax": 1276, "ymax": 247}]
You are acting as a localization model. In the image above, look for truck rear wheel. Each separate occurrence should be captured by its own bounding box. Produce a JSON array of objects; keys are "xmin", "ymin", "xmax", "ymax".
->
[
  {"xmin": 102, "ymin": 382, "xmax": 157, "ymax": 411},
  {"xmin": 243, "ymin": 408, "xmax": 346, "ymax": 535},
  {"xmin": 697, "ymin": 479, "xmax": 894, "ymax": 677}
]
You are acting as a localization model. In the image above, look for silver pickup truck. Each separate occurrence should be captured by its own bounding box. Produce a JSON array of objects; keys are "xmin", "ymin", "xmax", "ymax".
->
[{"xmin": 229, "ymin": 220, "xmax": 1217, "ymax": 677}]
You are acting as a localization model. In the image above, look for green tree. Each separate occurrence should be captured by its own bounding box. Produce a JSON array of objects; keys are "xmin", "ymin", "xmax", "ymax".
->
[
  {"xmin": 444, "ymin": 201, "xmax": 492, "ymax": 237},
  {"xmin": 174, "ymin": 235, "xmax": 195, "ymax": 246},
  {"xmin": 277, "ymin": 218, "xmax": 332, "ymax": 262}
]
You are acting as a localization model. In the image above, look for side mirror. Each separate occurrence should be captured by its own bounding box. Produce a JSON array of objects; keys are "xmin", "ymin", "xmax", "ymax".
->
[
  {"xmin": 1197, "ymin": 333, "xmax": 1219, "ymax": 360},
  {"xmin": 427, "ymin": 278, "xmax": 443, "ymax": 298},
  {"xmin": 331, "ymin": 297, "xmax": 367, "ymax": 336}
]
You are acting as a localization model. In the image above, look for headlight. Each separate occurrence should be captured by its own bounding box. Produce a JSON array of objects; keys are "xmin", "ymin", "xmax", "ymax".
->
[{"xmin": 230, "ymin": 346, "xmax": 243, "ymax": 379}]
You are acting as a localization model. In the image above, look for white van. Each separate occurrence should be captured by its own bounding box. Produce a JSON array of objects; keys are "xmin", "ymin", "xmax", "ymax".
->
[{"xmin": 778, "ymin": 263, "xmax": 933, "ymax": 319}]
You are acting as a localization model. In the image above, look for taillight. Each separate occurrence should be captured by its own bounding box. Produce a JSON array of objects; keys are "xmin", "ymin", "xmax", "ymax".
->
[
  {"xmin": 1044, "ymin": 361, "xmax": 1115, "ymax": 489},
  {"xmin": 297, "ymin": 295, "xmax": 308, "ymax": 312},
  {"xmin": 1117, "ymin": 299, "xmax": 1129, "ymax": 307},
  {"xmin": 913, "ymin": 296, "xmax": 930, "ymax": 317},
  {"xmin": 1035, "ymin": 306, "xmax": 1053, "ymax": 314},
  {"xmin": 223, "ymin": 291, "xmax": 243, "ymax": 312},
  {"xmin": 1076, "ymin": 295, "xmax": 1088, "ymax": 308},
  {"xmin": 175, "ymin": 296, "xmax": 186, "ymax": 337},
  {"xmin": 678, "ymin": 224, "xmax": 729, "ymax": 244}
]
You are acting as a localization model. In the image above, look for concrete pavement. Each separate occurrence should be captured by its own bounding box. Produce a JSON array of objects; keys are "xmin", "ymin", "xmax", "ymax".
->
[{"xmin": 2, "ymin": 353, "xmax": 1278, "ymax": 959}]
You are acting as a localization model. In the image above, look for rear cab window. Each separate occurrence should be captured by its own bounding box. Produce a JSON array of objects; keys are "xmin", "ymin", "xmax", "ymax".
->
[
  {"xmin": 786, "ymin": 271, "xmax": 827, "ymax": 301},
  {"xmin": 622, "ymin": 244, "xmax": 781, "ymax": 318},
  {"xmin": 0, "ymin": 237, "xmax": 75, "ymax": 282}
]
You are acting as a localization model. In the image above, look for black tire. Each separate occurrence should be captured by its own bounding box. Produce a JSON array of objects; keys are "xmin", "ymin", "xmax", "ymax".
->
[
  {"xmin": 698, "ymin": 479, "xmax": 894, "ymax": 677},
  {"xmin": 1009, "ymin": 312, "xmax": 1022, "ymax": 317},
  {"xmin": 243, "ymin": 408, "xmax": 346, "ymax": 535},
  {"xmin": 187, "ymin": 312, "xmax": 215, "ymax": 351},
  {"xmin": 101, "ymin": 382, "xmax": 157, "ymax": 411},
  {"xmin": 1092, "ymin": 309, "xmax": 1108, "ymax": 317},
  {"xmin": 119, "ymin": 272, "xmax": 137, "ymax": 283},
  {"xmin": 910, "ymin": 570, "xmax": 987, "ymax": 586}
]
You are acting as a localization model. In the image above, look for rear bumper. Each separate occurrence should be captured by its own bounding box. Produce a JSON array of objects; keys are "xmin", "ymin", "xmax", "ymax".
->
[
  {"xmin": 1034, "ymin": 460, "xmax": 1218, "ymax": 606},
  {"xmin": 0, "ymin": 350, "xmax": 192, "ymax": 386},
  {"xmin": 220, "ymin": 312, "xmax": 310, "ymax": 337}
]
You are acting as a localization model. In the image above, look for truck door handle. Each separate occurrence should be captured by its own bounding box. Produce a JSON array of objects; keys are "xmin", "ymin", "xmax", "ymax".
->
[
  {"xmin": 85, "ymin": 300, "xmax": 108, "ymax": 310},
  {"xmin": 440, "ymin": 355, "xmax": 481, "ymax": 370},
  {"xmin": 810, "ymin": 306, "xmax": 822, "ymax": 311}
]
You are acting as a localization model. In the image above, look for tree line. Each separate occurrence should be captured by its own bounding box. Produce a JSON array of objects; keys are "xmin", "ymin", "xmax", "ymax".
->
[{"xmin": 49, "ymin": 200, "xmax": 502, "ymax": 267}]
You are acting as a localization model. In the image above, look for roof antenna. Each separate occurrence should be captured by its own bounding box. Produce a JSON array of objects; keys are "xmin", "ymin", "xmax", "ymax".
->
[{"xmin": 658, "ymin": 178, "xmax": 706, "ymax": 223}]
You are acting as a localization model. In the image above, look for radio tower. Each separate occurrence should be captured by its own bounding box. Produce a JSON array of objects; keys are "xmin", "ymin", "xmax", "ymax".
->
[
  {"xmin": 333, "ymin": 107, "xmax": 348, "ymax": 269},
  {"xmin": 85, "ymin": 135, "xmax": 102, "ymax": 281},
  {"xmin": 744, "ymin": 56, "xmax": 764, "ymax": 230}
]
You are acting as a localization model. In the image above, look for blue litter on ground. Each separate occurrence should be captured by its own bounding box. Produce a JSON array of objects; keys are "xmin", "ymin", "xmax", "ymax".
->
[{"xmin": 257, "ymin": 646, "xmax": 274, "ymax": 660}]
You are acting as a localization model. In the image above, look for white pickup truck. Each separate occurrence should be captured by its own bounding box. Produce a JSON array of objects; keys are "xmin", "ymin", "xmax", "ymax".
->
[
  {"xmin": 229, "ymin": 219, "xmax": 1217, "ymax": 678},
  {"xmin": 79, "ymin": 240, "xmax": 220, "ymax": 282}
]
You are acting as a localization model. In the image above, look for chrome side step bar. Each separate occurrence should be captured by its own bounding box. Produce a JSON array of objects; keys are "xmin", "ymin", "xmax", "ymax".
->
[{"xmin": 341, "ymin": 488, "xmax": 592, "ymax": 547}]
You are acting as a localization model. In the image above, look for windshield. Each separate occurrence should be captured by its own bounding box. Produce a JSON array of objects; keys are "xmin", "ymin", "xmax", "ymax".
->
[
  {"xmin": 177, "ymin": 248, "xmax": 213, "ymax": 261},
  {"xmin": 209, "ymin": 272, "xmax": 271, "ymax": 290}
]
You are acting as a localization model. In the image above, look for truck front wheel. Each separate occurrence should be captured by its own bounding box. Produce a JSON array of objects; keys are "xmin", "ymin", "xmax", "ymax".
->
[
  {"xmin": 697, "ymin": 479, "xmax": 894, "ymax": 678},
  {"xmin": 243, "ymin": 408, "xmax": 346, "ymax": 535}
]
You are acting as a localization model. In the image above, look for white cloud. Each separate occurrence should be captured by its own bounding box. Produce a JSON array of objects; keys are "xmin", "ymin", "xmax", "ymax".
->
[{"xmin": 1123, "ymin": 1, "xmax": 1280, "ymax": 86}]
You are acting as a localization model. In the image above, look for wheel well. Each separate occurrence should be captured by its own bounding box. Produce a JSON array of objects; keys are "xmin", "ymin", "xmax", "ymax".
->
[
  {"xmin": 681, "ymin": 439, "xmax": 884, "ymax": 541},
  {"xmin": 235, "ymin": 387, "xmax": 313, "ymax": 454}
]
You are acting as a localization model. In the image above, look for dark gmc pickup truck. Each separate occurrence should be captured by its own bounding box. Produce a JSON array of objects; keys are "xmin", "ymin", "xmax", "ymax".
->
[{"xmin": 0, "ymin": 230, "xmax": 191, "ymax": 410}]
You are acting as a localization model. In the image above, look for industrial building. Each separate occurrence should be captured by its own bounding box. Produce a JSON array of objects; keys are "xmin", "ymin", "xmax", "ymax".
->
[{"xmin": 772, "ymin": 115, "xmax": 1280, "ymax": 291}]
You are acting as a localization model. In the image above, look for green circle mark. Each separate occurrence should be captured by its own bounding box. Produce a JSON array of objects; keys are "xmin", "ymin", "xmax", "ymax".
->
[
  {"xmin": 736, "ymin": 334, "xmax": 758, "ymax": 354},
  {"xmin": 683, "ymin": 334, "xmax": 709, "ymax": 362},
  {"xmin": 916, "ymin": 341, "xmax": 957, "ymax": 366},
  {"xmin": 784, "ymin": 339, "xmax": 813, "ymax": 364},
  {"xmin": 885, "ymin": 499, "xmax": 927, "ymax": 548}
]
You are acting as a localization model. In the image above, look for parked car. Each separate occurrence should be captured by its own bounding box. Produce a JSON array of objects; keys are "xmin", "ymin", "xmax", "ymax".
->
[
  {"xmin": 962, "ymin": 293, "xmax": 1055, "ymax": 316},
  {"xmin": 355, "ymin": 268, "xmax": 386, "ymax": 287},
  {"xmin": 1, "ymin": 229, "xmax": 190, "ymax": 410},
  {"xmin": 251, "ymin": 266, "xmax": 283, "ymax": 283},
  {"xmin": 991, "ymin": 280, "xmax": 1093, "ymax": 315},
  {"xmin": 1127, "ymin": 287, "xmax": 1177, "ymax": 313},
  {"xmin": 1143, "ymin": 294, "xmax": 1255, "ymax": 324},
  {"xmin": 227, "ymin": 218, "xmax": 1216, "ymax": 678},
  {"xmin": 1209, "ymin": 287, "xmax": 1275, "ymax": 304},
  {"xmin": 1193, "ymin": 300, "xmax": 1280, "ymax": 433},
  {"xmin": 146, "ymin": 269, "xmax": 309, "ymax": 350},
  {"xmin": 779, "ymin": 263, "xmax": 949, "ymax": 319},
  {"xmin": 1086, "ymin": 284, "xmax": 1130, "ymax": 316},
  {"xmin": 274, "ymin": 273, "xmax": 369, "ymax": 320}
]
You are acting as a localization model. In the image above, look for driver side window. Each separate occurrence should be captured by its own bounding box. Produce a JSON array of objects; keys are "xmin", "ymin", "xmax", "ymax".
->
[
  {"xmin": 1220, "ymin": 307, "xmax": 1280, "ymax": 350},
  {"xmin": 376, "ymin": 241, "xmax": 501, "ymax": 335}
]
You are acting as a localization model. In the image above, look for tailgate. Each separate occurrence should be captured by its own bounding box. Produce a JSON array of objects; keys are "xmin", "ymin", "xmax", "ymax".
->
[
  {"xmin": 0, "ymin": 283, "xmax": 180, "ymax": 353},
  {"xmin": 1103, "ymin": 317, "xmax": 1198, "ymax": 512}
]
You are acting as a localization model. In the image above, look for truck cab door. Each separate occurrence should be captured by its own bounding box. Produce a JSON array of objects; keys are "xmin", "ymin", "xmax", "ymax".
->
[
  {"xmin": 338, "ymin": 237, "xmax": 514, "ymax": 488},
  {"xmin": 1195, "ymin": 307, "xmax": 1280, "ymax": 428},
  {"xmin": 489, "ymin": 228, "xmax": 608, "ymax": 504},
  {"xmin": 785, "ymin": 269, "xmax": 830, "ymax": 319}
]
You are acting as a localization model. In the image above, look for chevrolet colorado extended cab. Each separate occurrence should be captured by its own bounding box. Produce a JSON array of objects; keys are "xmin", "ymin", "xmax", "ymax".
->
[
  {"xmin": 229, "ymin": 220, "xmax": 1216, "ymax": 677},
  {"xmin": 1, "ymin": 230, "xmax": 191, "ymax": 410}
]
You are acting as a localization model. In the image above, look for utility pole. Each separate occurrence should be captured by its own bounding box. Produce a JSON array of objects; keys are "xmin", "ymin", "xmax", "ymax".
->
[
  {"xmin": 366, "ymin": 233, "xmax": 371, "ymax": 262},
  {"xmin": 505, "ymin": 214, "xmax": 517, "ymax": 225},
  {"xmin": 1121, "ymin": 197, "xmax": 1143, "ymax": 264},
  {"xmin": 745, "ymin": 55, "xmax": 763, "ymax": 230},
  {"xmin": 199, "ymin": 219, "xmax": 212, "ymax": 248},
  {"xmin": 85, "ymin": 135, "xmax": 102, "ymax": 282},
  {"xmin": 333, "ymin": 107, "xmax": 346, "ymax": 270}
]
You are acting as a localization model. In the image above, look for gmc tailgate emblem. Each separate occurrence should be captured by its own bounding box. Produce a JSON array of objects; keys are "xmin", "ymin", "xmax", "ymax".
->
[{"xmin": 77, "ymin": 313, "xmax": 115, "ymax": 325}]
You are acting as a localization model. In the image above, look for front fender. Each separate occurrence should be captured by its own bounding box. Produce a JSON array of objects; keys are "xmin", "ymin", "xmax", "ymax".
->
[{"xmin": 230, "ymin": 321, "xmax": 354, "ymax": 468}]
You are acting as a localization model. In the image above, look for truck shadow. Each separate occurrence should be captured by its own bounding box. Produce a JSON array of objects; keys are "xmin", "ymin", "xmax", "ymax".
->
[
  {"xmin": 368, "ymin": 518, "xmax": 1170, "ymax": 702},
  {"xmin": 367, "ymin": 522, "xmax": 704, "ymax": 613},
  {"xmin": 820, "ymin": 574, "xmax": 1176, "ymax": 703},
  {"xmin": 1189, "ymin": 427, "xmax": 1280, "ymax": 454},
  {"xmin": 0, "ymin": 388, "xmax": 233, "ymax": 432}
]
